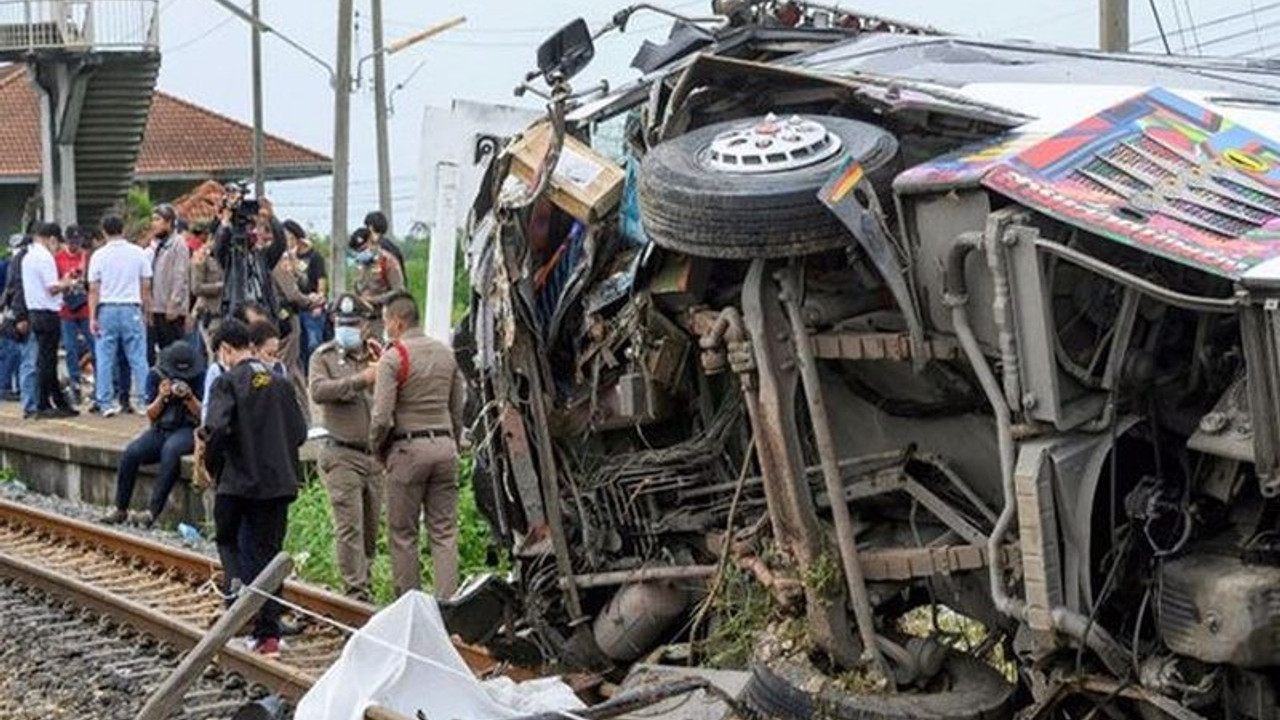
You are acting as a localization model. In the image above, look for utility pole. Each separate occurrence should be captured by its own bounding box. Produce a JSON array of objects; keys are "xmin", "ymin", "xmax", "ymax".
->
[
  {"xmin": 371, "ymin": 0, "xmax": 393, "ymax": 230},
  {"xmin": 1100, "ymin": 0, "xmax": 1129, "ymax": 52},
  {"xmin": 331, "ymin": 0, "xmax": 354, "ymax": 296},
  {"xmin": 250, "ymin": 0, "xmax": 265, "ymax": 196}
]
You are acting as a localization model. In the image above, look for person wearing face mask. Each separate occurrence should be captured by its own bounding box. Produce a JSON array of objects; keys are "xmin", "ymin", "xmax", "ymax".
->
[
  {"xmin": 369, "ymin": 291, "xmax": 464, "ymax": 598},
  {"xmin": 308, "ymin": 294, "xmax": 384, "ymax": 600},
  {"xmin": 350, "ymin": 227, "xmax": 404, "ymax": 341}
]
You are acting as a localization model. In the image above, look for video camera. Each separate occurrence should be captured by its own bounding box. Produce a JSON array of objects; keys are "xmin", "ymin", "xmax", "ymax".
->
[{"xmin": 221, "ymin": 182, "xmax": 262, "ymax": 236}]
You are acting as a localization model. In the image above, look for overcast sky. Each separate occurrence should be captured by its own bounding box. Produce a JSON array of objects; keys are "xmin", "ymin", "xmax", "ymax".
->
[{"xmin": 152, "ymin": 0, "xmax": 1274, "ymax": 234}]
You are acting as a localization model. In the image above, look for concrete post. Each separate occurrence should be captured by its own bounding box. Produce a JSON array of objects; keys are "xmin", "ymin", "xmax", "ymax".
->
[
  {"xmin": 330, "ymin": 0, "xmax": 354, "ymax": 297},
  {"xmin": 425, "ymin": 161, "xmax": 459, "ymax": 341},
  {"xmin": 36, "ymin": 84, "xmax": 55, "ymax": 220},
  {"xmin": 371, "ymin": 0, "xmax": 393, "ymax": 230},
  {"xmin": 250, "ymin": 0, "xmax": 265, "ymax": 197},
  {"xmin": 1100, "ymin": 0, "xmax": 1129, "ymax": 52}
]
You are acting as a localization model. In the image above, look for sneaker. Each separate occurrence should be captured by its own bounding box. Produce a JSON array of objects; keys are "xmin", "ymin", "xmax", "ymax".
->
[
  {"xmin": 122, "ymin": 404, "xmax": 137, "ymax": 415},
  {"xmin": 99, "ymin": 508, "xmax": 127, "ymax": 525},
  {"xmin": 87, "ymin": 403, "xmax": 102, "ymax": 415},
  {"xmin": 41, "ymin": 407, "xmax": 78, "ymax": 419},
  {"xmin": 251, "ymin": 636, "xmax": 281, "ymax": 657},
  {"xmin": 127, "ymin": 510, "xmax": 156, "ymax": 528},
  {"xmin": 102, "ymin": 404, "xmax": 122, "ymax": 418}
]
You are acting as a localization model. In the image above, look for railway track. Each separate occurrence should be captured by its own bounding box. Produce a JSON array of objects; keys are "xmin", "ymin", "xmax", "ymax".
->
[
  {"xmin": 0, "ymin": 496, "xmax": 513, "ymax": 719},
  {"xmin": 0, "ymin": 579, "xmax": 259, "ymax": 719}
]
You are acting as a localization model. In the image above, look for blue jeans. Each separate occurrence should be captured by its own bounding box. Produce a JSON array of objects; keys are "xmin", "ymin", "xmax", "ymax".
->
[
  {"xmin": 115, "ymin": 425, "xmax": 194, "ymax": 518},
  {"xmin": 60, "ymin": 317, "xmax": 92, "ymax": 389},
  {"xmin": 115, "ymin": 343, "xmax": 130, "ymax": 405},
  {"xmin": 0, "ymin": 336, "xmax": 19, "ymax": 395},
  {"xmin": 94, "ymin": 304, "xmax": 148, "ymax": 409},
  {"xmin": 19, "ymin": 332, "xmax": 36, "ymax": 414},
  {"xmin": 300, "ymin": 309, "xmax": 327, "ymax": 374}
]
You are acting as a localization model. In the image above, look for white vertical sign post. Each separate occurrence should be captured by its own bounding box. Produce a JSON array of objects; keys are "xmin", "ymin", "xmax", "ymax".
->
[{"xmin": 426, "ymin": 161, "xmax": 460, "ymax": 342}]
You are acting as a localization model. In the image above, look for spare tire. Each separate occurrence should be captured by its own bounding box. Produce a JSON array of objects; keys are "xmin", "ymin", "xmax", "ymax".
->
[
  {"xmin": 742, "ymin": 650, "xmax": 1016, "ymax": 720},
  {"xmin": 638, "ymin": 114, "xmax": 899, "ymax": 260}
]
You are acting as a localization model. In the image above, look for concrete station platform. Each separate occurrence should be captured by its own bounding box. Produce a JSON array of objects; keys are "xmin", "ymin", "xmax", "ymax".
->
[
  {"xmin": 0, "ymin": 402, "xmax": 320, "ymax": 526},
  {"xmin": 0, "ymin": 402, "xmax": 211, "ymax": 524}
]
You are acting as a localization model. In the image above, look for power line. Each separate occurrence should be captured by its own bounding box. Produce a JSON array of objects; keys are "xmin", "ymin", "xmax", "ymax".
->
[
  {"xmin": 1147, "ymin": 0, "xmax": 1173, "ymax": 53},
  {"xmin": 162, "ymin": 13, "xmax": 237, "ymax": 53},
  {"xmin": 1135, "ymin": 1, "xmax": 1280, "ymax": 46},
  {"xmin": 1191, "ymin": 15, "xmax": 1280, "ymax": 52},
  {"xmin": 383, "ymin": 0, "xmax": 707, "ymax": 41},
  {"xmin": 1251, "ymin": 0, "xmax": 1268, "ymax": 53},
  {"xmin": 995, "ymin": 5, "xmax": 1093, "ymax": 37},
  {"xmin": 1167, "ymin": 0, "xmax": 1188, "ymax": 52},
  {"xmin": 1182, "ymin": 0, "xmax": 1204, "ymax": 53}
]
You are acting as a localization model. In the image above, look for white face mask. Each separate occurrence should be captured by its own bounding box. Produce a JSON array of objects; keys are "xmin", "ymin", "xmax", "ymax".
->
[{"xmin": 334, "ymin": 325, "xmax": 361, "ymax": 350}]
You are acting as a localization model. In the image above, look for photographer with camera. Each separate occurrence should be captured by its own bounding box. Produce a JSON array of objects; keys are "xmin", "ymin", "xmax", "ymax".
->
[
  {"xmin": 212, "ymin": 183, "xmax": 286, "ymax": 323},
  {"xmin": 101, "ymin": 340, "xmax": 205, "ymax": 527}
]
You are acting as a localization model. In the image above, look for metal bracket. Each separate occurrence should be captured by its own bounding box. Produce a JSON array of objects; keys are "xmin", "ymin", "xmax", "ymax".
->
[{"xmin": 1240, "ymin": 292, "xmax": 1280, "ymax": 497}]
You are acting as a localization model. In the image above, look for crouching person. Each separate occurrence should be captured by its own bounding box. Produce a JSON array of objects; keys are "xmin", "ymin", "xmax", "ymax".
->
[
  {"xmin": 201, "ymin": 318, "xmax": 308, "ymax": 656},
  {"xmin": 100, "ymin": 340, "xmax": 205, "ymax": 527}
]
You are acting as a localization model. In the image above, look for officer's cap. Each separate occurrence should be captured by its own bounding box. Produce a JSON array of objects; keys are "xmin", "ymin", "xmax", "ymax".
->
[{"xmin": 332, "ymin": 294, "xmax": 373, "ymax": 325}]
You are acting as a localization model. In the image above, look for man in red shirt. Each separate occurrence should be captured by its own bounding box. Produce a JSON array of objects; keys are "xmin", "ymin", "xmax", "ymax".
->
[{"xmin": 55, "ymin": 225, "xmax": 91, "ymax": 406}]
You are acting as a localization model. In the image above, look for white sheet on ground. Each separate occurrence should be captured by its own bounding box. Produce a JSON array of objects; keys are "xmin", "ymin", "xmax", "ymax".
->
[{"xmin": 294, "ymin": 591, "xmax": 583, "ymax": 720}]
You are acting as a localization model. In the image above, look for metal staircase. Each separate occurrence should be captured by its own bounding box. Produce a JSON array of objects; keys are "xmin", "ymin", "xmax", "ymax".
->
[
  {"xmin": 0, "ymin": 1, "xmax": 160, "ymax": 226},
  {"xmin": 73, "ymin": 52, "xmax": 159, "ymax": 224}
]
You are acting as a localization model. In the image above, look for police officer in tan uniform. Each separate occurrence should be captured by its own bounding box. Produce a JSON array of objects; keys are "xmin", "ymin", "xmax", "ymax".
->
[
  {"xmin": 369, "ymin": 291, "xmax": 464, "ymax": 598},
  {"xmin": 350, "ymin": 228, "xmax": 404, "ymax": 340},
  {"xmin": 309, "ymin": 294, "xmax": 382, "ymax": 601}
]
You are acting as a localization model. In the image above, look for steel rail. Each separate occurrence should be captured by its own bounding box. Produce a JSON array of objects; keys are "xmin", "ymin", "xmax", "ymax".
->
[
  {"xmin": 0, "ymin": 497, "xmax": 521, "ymax": 715},
  {"xmin": 0, "ymin": 497, "xmax": 375, "ymax": 628},
  {"xmin": 0, "ymin": 546, "xmax": 319, "ymax": 701}
]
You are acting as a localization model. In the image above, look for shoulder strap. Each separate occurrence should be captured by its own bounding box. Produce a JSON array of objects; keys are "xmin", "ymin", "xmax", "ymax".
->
[
  {"xmin": 393, "ymin": 341, "xmax": 410, "ymax": 388},
  {"xmin": 378, "ymin": 254, "xmax": 389, "ymax": 285}
]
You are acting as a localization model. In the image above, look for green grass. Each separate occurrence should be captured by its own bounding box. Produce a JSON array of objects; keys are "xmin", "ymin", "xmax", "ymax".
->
[
  {"xmin": 285, "ymin": 231, "xmax": 487, "ymax": 604},
  {"xmin": 284, "ymin": 453, "xmax": 504, "ymax": 605},
  {"xmin": 701, "ymin": 564, "xmax": 777, "ymax": 669}
]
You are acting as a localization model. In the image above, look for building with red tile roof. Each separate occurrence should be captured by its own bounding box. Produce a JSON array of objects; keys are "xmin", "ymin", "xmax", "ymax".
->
[{"xmin": 0, "ymin": 64, "xmax": 330, "ymax": 232}]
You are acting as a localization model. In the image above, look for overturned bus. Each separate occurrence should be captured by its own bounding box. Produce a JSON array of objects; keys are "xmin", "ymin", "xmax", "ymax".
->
[{"xmin": 453, "ymin": 4, "xmax": 1280, "ymax": 718}]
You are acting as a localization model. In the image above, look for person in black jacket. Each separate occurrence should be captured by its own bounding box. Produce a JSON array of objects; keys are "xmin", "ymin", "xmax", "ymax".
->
[
  {"xmin": 201, "ymin": 318, "xmax": 307, "ymax": 656},
  {"xmin": 2, "ymin": 233, "xmax": 33, "ymax": 416},
  {"xmin": 212, "ymin": 187, "xmax": 286, "ymax": 322},
  {"xmin": 0, "ymin": 234, "xmax": 27, "ymax": 402}
]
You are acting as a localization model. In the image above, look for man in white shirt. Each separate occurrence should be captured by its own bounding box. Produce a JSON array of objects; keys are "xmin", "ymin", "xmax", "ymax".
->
[
  {"xmin": 23, "ymin": 222, "xmax": 77, "ymax": 418},
  {"xmin": 88, "ymin": 215, "xmax": 153, "ymax": 416}
]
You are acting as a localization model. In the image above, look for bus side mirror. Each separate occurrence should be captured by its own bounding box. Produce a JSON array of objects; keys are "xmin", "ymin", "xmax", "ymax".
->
[{"xmin": 537, "ymin": 18, "xmax": 594, "ymax": 83}]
